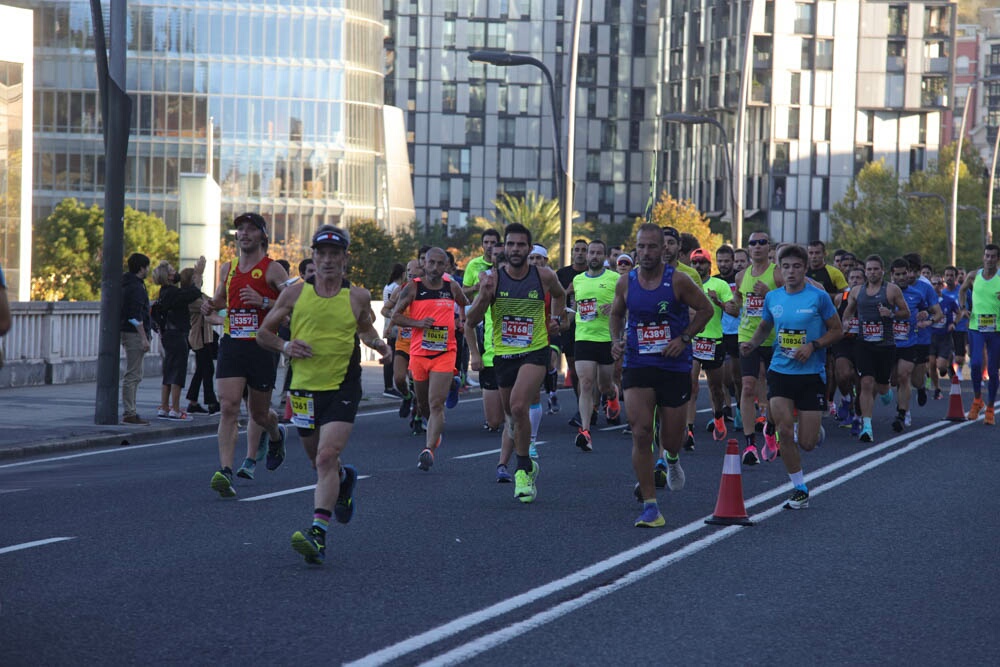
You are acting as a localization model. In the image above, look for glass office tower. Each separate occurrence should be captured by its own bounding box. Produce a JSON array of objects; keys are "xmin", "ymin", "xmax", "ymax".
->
[{"xmin": 23, "ymin": 0, "xmax": 389, "ymax": 243}]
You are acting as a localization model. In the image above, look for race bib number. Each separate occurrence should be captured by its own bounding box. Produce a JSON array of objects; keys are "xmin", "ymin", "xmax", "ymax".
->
[
  {"xmin": 931, "ymin": 317, "xmax": 946, "ymax": 330},
  {"xmin": 289, "ymin": 391, "xmax": 315, "ymax": 430},
  {"xmin": 229, "ymin": 309, "xmax": 259, "ymax": 339},
  {"xmin": 399, "ymin": 327, "xmax": 412, "ymax": 340},
  {"xmin": 500, "ymin": 315, "xmax": 534, "ymax": 348},
  {"xmin": 636, "ymin": 321, "xmax": 671, "ymax": 355},
  {"xmin": 977, "ymin": 313, "xmax": 997, "ymax": 332},
  {"xmin": 693, "ymin": 336, "xmax": 717, "ymax": 361},
  {"xmin": 421, "ymin": 325, "xmax": 449, "ymax": 352},
  {"xmin": 893, "ymin": 320, "xmax": 910, "ymax": 341},
  {"xmin": 745, "ymin": 293, "xmax": 765, "ymax": 318},
  {"xmin": 844, "ymin": 317, "xmax": 859, "ymax": 336},
  {"xmin": 862, "ymin": 321, "xmax": 884, "ymax": 343},
  {"xmin": 577, "ymin": 298, "xmax": 598, "ymax": 322},
  {"xmin": 778, "ymin": 329, "xmax": 807, "ymax": 359}
]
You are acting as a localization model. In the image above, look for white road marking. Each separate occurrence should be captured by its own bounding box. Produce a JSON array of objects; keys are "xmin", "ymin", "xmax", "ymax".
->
[
  {"xmin": 451, "ymin": 441, "xmax": 547, "ymax": 460},
  {"xmin": 0, "ymin": 537, "xmax": 75, "ymax": 555},
  {"xmin": 0, "ymin": 488, "xmax": 28, "ymax": 494},
  {"xmin": 238, "ymin": 475, "xmax": 372, "ymax": 502},
  {"xmin": 345, "ymin": 417, "xmax": 977, "ymax": 667}
]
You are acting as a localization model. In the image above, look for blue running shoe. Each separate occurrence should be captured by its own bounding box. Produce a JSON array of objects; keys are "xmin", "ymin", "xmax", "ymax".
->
[
  {"xmin": 634, "ymin": 504, "xmax": 665, "ymax": 527},
  {"xmin": 880, "ymin": 388, "xmax": 894, "ymax": 406},
  {"xmin": 850, "ymin": 416, "xmax": 861, "ymax": 437},
  {"xmin": 733, "ymin": 404, "xmax": 742, "ymax": 427},
  {"xmin": 236, "ymin": 457, "xmax": 256, "ymax": 480},
  {"xmin": 291, "ymin": 527, "xmax": 325, "ymax": 565},
  {"xmin": 529, "ymin": 440, "xmax": 538, "ymax": 459},
  {"xmin": 334, "ymin": 465, "xmax": 357, "ymax": 524},
  {"xmin": 445, "ymin": 375, "xmax": 461, "ymax": 409},
  {"xmin": 265, "ymin": 424, "xmax": 287, "ymax": 471},
  {"xmin": 837, "ymin": 398, "xmax": 851, "ymax": 423},
  {"xmin": 496, "ymin": 464, "xmax": 512, "ymax": 483}
]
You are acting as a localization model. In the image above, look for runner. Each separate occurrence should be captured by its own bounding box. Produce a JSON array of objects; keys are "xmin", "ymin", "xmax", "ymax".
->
[
  {"xmin": 928, "ymin": 275, "xmax": 957, "ymax": 400},
  {"xmin": 687, "ymin": 248, "xmax": 734, "ymax": 443},
  {"xmin": 203, "ymin": 213, "xmax": 289, "ymax": 498},
  {"xmin": 610, "ymin": 223, "xmax": 713, "ymax": 527},
  {"xmin": 832, "ymin": 266, "xmax": 865, "ymax": 433},
  {"xmin": 257, "ymin": 226, "xmax": 392, "ymax": 564},
  {"xmin": 566, "ymin": 240, "xmax": 620, "ymax": 452},
  {"xmin": 466, "ymin": 223, "xmax": 566, "ymax": 503},
  {"xmin": 840, "ymin": 255, "xmax": 910, "ymax": 443},
  {"xmin": 714, "ymin": 245, "xmax": 742, "ymax": 427},
  {"xmin": 732, "ymin": 231, "xmax": 783, "ymax": 465},
  {"xmin": 942, "ymin": 265, "xmax": 969, "ymax": 379},
  {"xmin": 740, "ymin": 244, "xmax": 843, "ymax": 508},
  {"xmin": 381, "ymin": 259, "xmax": 424, "ymax": 432},
  {"xmin": 391, "ymin": 247, "xmax": 468, "ymax": 470},
  {"xmin": 958, "ymin": 243, "xmax": 1000, "ymax": 424},
  {"xmin": 557, "ymin": 239, "xmax": 589, "ymax": 427},
  {"xmin": 529, "ymin": 244, "xmax": 563, "ymax": 420}
]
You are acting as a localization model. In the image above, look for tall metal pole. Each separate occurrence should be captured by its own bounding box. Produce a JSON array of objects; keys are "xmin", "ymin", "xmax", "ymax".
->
[
  {"xmin": 987, "ymin": 123, "xmax": 999, "ymax": 245},
  {"xmin": 92, "ymin": 0, "xmax": 133, "ymax": 424},
  {"xmin": 732, "ymin": 0, "xmax": 758, "ymax": 246},
  {"xmin": 951, "ymin": 89, "xmax": 973, "ymax": 266},
  {"xmin": 562, "ymin": 0, "xmax": 583, "ymax": 268}
]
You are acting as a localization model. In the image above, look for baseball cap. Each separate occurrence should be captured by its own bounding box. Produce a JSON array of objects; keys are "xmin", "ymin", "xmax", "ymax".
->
[
  {"xmin": 311, "ymin": 227, "xmax": 350, "ymax": 249},
  {"xmin": 530, "ymin": 244, "xmax": 548, "ymax": 258},
  {"xmin": 233, "ymin": 212, "xmax": 268, "ymax": 238},
  {"xmin": 690, "ymin": 248, "xmax": 711, "ymax": 263},
  {"xmin": 617, "ymin": 254, "xmax": 634, "ymax": 266}
]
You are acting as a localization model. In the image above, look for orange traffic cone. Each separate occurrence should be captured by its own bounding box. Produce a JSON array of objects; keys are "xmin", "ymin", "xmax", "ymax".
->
[
  {"xmin": 945, "ymin": 374, "xmax": 967, "ymax": 422},
  {"xmin": 705, "ymin": 439, "xmax": 754, "ymax": 526}
]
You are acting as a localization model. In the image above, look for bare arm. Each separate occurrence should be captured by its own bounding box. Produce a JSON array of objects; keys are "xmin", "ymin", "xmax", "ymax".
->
[
  {"xmin": 390, "ymin": 283, "xmax": 433, "ymax": 329},
  {"xmin": 609, "ymin": 273, "xmax": 629, "ymax": 360},
  {"xmin": 465, "ymin": 270, "xmax": 496, "ymax": 330},
  {"xmin": 257, "ymin": 282, "xmax": 303, "ymax": 355},
  {"xmin": 887, "ymin": 284, "xmax": 910, "ymax": 321},
  {"xmin": 352, "ymin": 287, "xmax": 392, "ymax": 363},
  {"xmin": 201, "ymin": 261, "xmax": 230, "ymax": 313},
  {"xmin": 540, "ymin": 267, "xmax": 567, "ymax": 329}
]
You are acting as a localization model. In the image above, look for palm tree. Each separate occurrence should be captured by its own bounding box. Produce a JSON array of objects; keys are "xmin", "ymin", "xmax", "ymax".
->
[{"xmin": 489, "ymin": 191, "xmax": 567, "ymax": 258}]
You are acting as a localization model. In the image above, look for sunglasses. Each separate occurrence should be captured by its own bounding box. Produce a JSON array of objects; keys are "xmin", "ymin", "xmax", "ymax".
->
[{"xmin": 747, "ymin": 239, "xmax": 769, "ymax": 246}]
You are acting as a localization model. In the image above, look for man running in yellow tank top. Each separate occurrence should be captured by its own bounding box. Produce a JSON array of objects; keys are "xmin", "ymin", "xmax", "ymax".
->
[{"xmin": 257, "ymin": 226, "xmax": 392, "ymax": 565}]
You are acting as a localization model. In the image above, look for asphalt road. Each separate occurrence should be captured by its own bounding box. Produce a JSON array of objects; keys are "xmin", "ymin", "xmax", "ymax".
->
[{"xmin": 2, "ymin": 388, "xmax": 997, "ymax": 666}]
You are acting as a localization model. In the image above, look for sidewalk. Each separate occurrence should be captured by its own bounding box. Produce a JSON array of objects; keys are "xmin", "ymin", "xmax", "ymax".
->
[{"xmin": 0, "ymin": 362, "xmax": 480, "ymax": 461}]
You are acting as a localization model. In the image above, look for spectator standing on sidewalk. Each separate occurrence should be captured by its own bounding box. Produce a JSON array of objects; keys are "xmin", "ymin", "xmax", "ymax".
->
[
  {"xmin": 152, "ymin": 257, "xmax": 206, "ymax": 420},
  {"xmin": 185, "ymin": 266, "xmax": 220, "ymax": 414},
  {"xmin": 120, "ymin": 253, "xmax": 151, "ymax": 425}
]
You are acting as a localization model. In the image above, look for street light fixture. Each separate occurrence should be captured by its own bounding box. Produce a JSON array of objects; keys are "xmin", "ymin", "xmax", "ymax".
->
[
  {"xmin": 903, "ymin": 191, "xmax": 950, "ymax": 259},
  {"xmin": 468, "ymin": 49, "xmax": 573, "ymax": 266},
  {"xmin": 663, "ymin": 113, "xmax": 740, "ymax": 245}
]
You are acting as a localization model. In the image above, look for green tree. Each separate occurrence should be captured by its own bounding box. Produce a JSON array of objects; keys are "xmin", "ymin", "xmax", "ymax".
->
[
  {"xmin": 830, "ymin": 161, "xmax": 909, "ymax": 263},
  {"xmin": 485, "ymin": 191, "xmax": 590, "ymax": 263},
  {"xmin": 32, "ymin": 199, "xmax": 178, "ymax": 301},
  {"xmin": 347, "ymin": 219, "xmax": 398, "ymax": 292},
  {"xmin": 637, "ymin": 192, "xmax": 724, "ymax": 257}
]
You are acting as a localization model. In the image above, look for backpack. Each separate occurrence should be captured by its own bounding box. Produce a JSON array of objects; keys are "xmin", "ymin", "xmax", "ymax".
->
[{"xmin": 150, "ymin": 300, "xmax": 168, "ymax": 334}]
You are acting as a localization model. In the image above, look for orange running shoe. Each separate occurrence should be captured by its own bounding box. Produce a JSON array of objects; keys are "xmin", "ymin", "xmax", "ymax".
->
[
  {"xmin": 968, "ymin": 398, "xmax": 985, "ymax": 421},
  {"xmin": 985, "ymin": 406, "xmax": 995, "ymax": 426}
]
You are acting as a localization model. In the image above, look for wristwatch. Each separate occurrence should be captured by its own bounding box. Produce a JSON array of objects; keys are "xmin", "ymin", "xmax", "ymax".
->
[{"xmin": 681, "ymin": 333, "xmax": 692, "ymax": 344}]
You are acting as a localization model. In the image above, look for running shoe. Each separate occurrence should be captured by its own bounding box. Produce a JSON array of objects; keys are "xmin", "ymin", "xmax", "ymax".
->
[
  {"xmin": 265, "ymin": 424, "xmax": 287, "ymax": 471},
  {"xmin": 933, "ymin": 388, "xmax": 943, "ymax": 401},
  {"xmin": 547, "ymin": 393, "xmax": 560, "ymax": 414},
  {"xmin": 514, "ymin": 461, "xmax": 539, "ymax": 503},
  {"xmin": 157, "ymin": 408, "xmax": 168, "ymax": 418},
  {"xmin": 166, "ymin": 410, "xmax": 191, "ymax": 420},
  {"xmin": 605, "ymin": 390, "xmax": 621, "ymax": 421},
  {"xmin": 235, "ymin": 457, "xmax": 256, "ymax": 480},
  {"xmin": 712, "ymin": 417, "xmax": 727, "ymax": 441},
  {"xmin": 445, "ymin": 376, "xmax": 461, "ymax": 409},
  {"xmin": 850, "ymin": 416, "xmax": 862, "ymax": 437},
  {"xmin": 683, "ymin": 428, "xmax": 695, "ymax": 452},
  {"xmin": 754, "ymin": 415, "xmax": 766, "ymax": 433},
  {"xmin": 399, "ymin": 393, "xmax": 413, "ymax": 419},
  {"xmin": 760, "ymin": 439, "xmax": 779, "ymax": 462},
  {"xmin": 891, "ymin": 413, "xmax": 905, "ymax": 433},
  {"xmin": 653, "ymin": 459, "xmax": 668, "ymax": 488},
  {"xmin": 763, "ymin": 421, "xmax": 778, "ymax": 452},
  {"xmin": 210, "ymin": 469, "xmax": 236, "ymax": 498},
  {"xmin": 858, "ymin": 425, "xmax": 874, "ymax": 443},
  {"xmin": 705, "ymin": 420, "xmax": 716, "ymax": 433},
  {"xmin": 828, "ymin": 401, "xmax": 839, "ymax": 419},
  {"xmin": 575, "ymin": 429, "xmax": 592, "ymax": 452},
  {"xmin": 529, "ymin": 440, "xmax": 538, "ymax": 459},
  {"xmin": 496, "ymin": 464, "xmax": 512, "ymax": 483},
  {"xmin": 880, "ymin": 388, "xmax": 894, "ymax": 406},
  {"xmin": 634, "ymin": 505, "xmax": 665, "ymax": 528},
  {"xmin": 917, "ymin": 387, "xmax": 928, "ymax": 407},
  {"xmin": 291, "ymin": 527, "xmax": 325, "ymax": 565},
  {"xmin": 968, "ymin": 398, "xmax": 985, "ymax": 421},
  {"xmin": 742, "ymin": 444, "xmax": 760, "ymax": 466},
  {"xmin": 836, "ymin": 398, "xmax": 852, "ymax": 423},
  {"xmin": 417, "ymin": 448, "xmax": 434, "ymax": 471},
  {"xmin": 986, "ymin": 406, "xmax": 996, "ymax": 426},
  {"xmin": 733, "ymin": 404, "xmax": 742, "ymax": 426},
  {"xmin": 903, "ymin": 411, "xmax": 912, "ymax": 427},
  {"xmin": 382, "ymin": 388, "xmax": 402, "ymax": 399},
  {"xmin": 334, "ymin": 465, "xmax": 357, "ymax": 524},
  {"xmin": 666, "ymin": 461, "xmax": 685, "ymax": 491},
  {"xmin": 482, "ymin": 421, "xmax": 502, "ymax": 433},
  {"xmin": 633, "ymin": 482, "xmax": 643, "ymax": 503},
  {"xmin": 411, "ymin": 417, "xmax": 426, "ymax": 436},
  {"xmin": 784, "ymin": 489, "xmax": 809, "ymax": 510},
  {"xmin": 187, "ymin": 403, "xmax": 209, "ymax": 414}
]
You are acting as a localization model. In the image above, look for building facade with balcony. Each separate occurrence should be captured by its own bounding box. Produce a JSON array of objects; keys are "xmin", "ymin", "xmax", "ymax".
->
[
  {"xmin": 14, "ymin": 0, "xmax": 413, "ymax": 249},
  {"xmin": 658, "ymin": 0, "xmax": 954, "ymax": 245},
  {"xmin": 384, "ymin": 0, "xmax": 660, "ymax": 232}
]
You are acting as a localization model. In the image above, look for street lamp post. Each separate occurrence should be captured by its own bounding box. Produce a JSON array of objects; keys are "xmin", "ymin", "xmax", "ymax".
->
[
  {"xmin": 663, "ymin": 113, "xmax": 740, "ymax": 244},
  {"xmin": 904, "ymin": 191, "xmax": 950, "ymax": 259},
  {"xmin": 468, "ymin": 50, "xmax": 573, "ymax": 266},
  {"xmin": 987, "ymin": 123, "xmax": 1000, "ymax": 245}
]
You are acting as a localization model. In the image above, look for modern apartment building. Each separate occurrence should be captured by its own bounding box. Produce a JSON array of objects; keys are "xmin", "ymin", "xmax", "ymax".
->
[
  {"xmin": 0, "ymin": 4, "xmax": 32, "ymax": 302},
  {"xmin": 14, "ymin": 0, "xmax": 413, "ymax": 247},
  {"xmin": 389, "ymin": 0, "xmax": 956, "ymax": 245}
]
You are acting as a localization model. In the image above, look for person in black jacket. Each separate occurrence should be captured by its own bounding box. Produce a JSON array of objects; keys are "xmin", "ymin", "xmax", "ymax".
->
[
  {"xmin": 121, "ymin": 253, "xmax": 151, "ymax": 424},
  {"xmin": 151, "ymin": 257, "xmax": 206, "ymax": 420}
]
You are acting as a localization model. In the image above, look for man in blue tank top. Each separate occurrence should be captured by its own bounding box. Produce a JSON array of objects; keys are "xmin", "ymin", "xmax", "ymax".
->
[
  {"xmin": 610, "ymin": 223, "xmax": 713, "ymax": 528},
  {"xmin": 740, "ymin": 245, "xmax": 842, "ymax": 510}
]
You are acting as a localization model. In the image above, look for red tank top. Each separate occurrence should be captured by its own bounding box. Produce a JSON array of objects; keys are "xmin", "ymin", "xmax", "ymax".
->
[
  {"xmin": 408, "ymin": 276, "xmax": 457, "ymax": 357},
  {"xmin": 225, "ymin": 256, "xmax": 279, "ymax": 338}
]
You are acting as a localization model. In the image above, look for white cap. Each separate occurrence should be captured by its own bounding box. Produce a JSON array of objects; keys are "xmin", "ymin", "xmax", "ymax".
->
[{"xmin": 529, "ymin": 244, "xmax": 548, "ymax": 258}]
